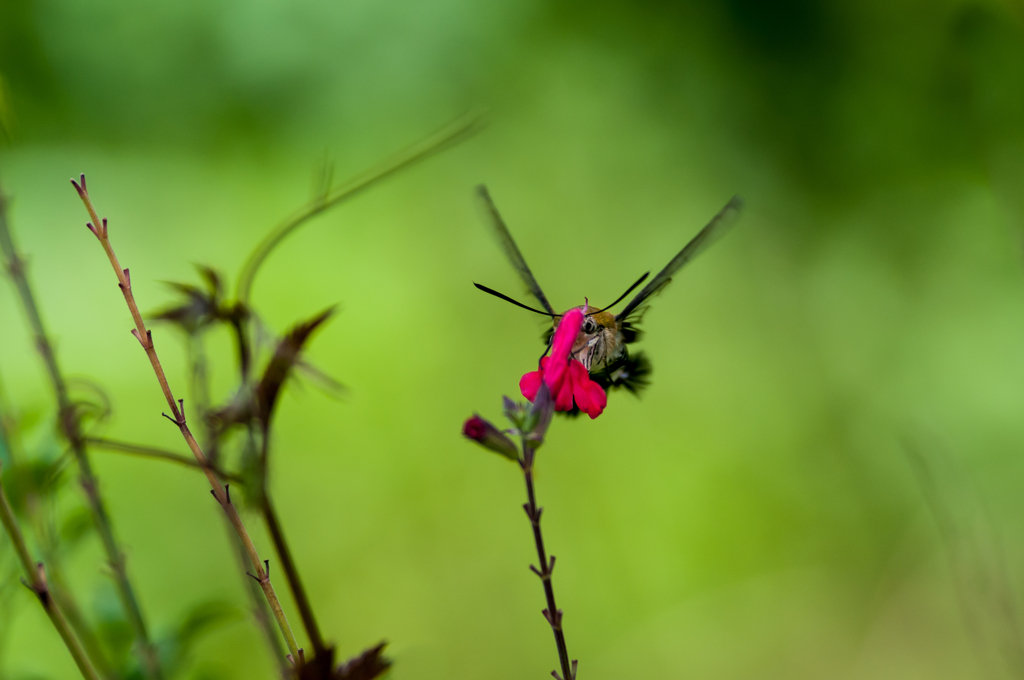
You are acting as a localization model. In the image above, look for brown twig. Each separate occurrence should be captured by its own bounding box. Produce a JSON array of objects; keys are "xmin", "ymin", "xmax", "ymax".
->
[
  {"xmin": 0, "ymin": 462, "xmax": 102, "ymax": 680},
  {"xmin": 72, "ymin": 175, "xmax": 303, "ymax": 662},
  {"xmin": 188, "ymin": 334, "xmax": 291, "ymax": 677},
  {"xmin": 0, "ymin": 180, "xmax": 162, "ymax": 679},
  {"xmin": 85, "ymin": 436, "xmax": 243, "ymax": 483}
]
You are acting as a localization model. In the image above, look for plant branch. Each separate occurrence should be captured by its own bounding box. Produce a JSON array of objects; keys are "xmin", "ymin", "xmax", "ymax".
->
[
  {"xmin": 520, "ymin": 444, "xmax": 575, "ymax": 680},
  {"xmin": 518, "ymin": 387, "xmax": 576, "ymax": 680},
  {"xmin": 236, "ymin": 110, "xmax": 485, "ymax": 304},
  {"xmin": 85, "ymin": 436, "xmax": 243, "ymax": 483},
  {"xmin": 0, "ymin": 462, "xmax": 102, "ymax": 680},
  {"xmin": 72, "ymin": 176, "xmax": 303, "ymax": 663},
  {"xmin": 189, "ymin": 334, "xmax": 292, "ymax": 677},
  {"xmin": 262, "ymin": 489, "xmax": 326, "ymax": 657},
  {"xmin": 0, "ymin": 377, "xmax": 114, "ymax": 677},
  {"xmin": 0, "ymin": 180, "xmax": 162, "ymax": 680}
]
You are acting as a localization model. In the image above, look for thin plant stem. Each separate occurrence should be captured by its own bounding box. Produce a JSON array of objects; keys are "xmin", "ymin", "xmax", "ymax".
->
[
  {"xmin": 0, "ymin": 462, "xmax": 103, "ymax": 680},
  {"xmin": 0, "ymin": 181, "xmax": 162, "ymax": 680},
  {"xmin": 228, "ymin": 522, "xmax": 292, "ymax": 678},
  {"xmin": 72, "ymin": 177, "xmax": 303, "ymax": 664},
  {"xmin": 261, "ymin": 489, "xmax": 326, "ymax": 657},
  {"xmin": 188, "ymin": 334, "xmax": 291, "ymax": 676},
  {"xmin": 0, "ymin": 378, "xmax": 114, "ymax": 677},
  {"xmin": 256, "ymin": 423, "xmax": 327, "ymax": 657},
  {"xmin": 236, "ymin": 110, "xmax": 484, "ymax": 304},
  {"xmin": 85, "ymin": 437, "xmax": 243, "ymax": 483},
  {"xmin": 519, "ymin": 439, "xmax": 576, "ymax": 680},
  {"xmin": 37, "ymin": 545, "xmax": 115, "ymax": 679},
  {"xmin": 228, "ymin": 298, "xmax": 328, "ymax": 657}
]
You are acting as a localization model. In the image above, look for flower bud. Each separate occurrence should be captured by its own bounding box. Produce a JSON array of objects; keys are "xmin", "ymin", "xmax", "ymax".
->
[{"xmin": 462, "ymin": 415, "xmax": 519, "ymax": 461}]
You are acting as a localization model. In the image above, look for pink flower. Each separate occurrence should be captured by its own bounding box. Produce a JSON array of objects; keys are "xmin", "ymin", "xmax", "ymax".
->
[{"xmin": 519, "ymin": 308, "xmax": 608, "ymax": 419}]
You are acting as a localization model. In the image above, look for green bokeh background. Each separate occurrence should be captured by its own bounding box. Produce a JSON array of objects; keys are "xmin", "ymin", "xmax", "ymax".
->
[{"xmin": 3, "ymin": 0, "xmax": 1024, "ymax": 677}]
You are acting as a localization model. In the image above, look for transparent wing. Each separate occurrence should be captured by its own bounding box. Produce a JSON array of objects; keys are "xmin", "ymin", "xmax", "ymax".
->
[
  {"xmin": 616, "ymin": 195, "xmax": 742, "ymax": 322},
  {"xmin": 475, "ymin": 185, "xmax": 555, "ymax": 316}
]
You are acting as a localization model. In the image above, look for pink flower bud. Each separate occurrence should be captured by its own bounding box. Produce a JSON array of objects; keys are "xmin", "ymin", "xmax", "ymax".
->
[{"xmin": 462, "ymin": 415, "xmax": 519, "ymax": 461}]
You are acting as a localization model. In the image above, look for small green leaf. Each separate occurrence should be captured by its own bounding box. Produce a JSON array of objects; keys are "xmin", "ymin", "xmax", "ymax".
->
[{"xmin": 59, "ymin": 506, "xmax": 94, "ymax": 550}]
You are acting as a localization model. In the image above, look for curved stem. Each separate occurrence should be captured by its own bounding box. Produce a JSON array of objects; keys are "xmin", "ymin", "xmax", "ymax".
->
[
  {"xmin": 73, "ymin": 177, "xmax": 302, "ymax": 662},
  {"xmin": 0, "ymin": 463, "xmax": 103, "ymax": 680},
  {"xmin": 0, "ymin": 182, "xmax": 161, "ymax": 680},
  {"xmin": 85, "ymin": 436, "xmax": 243, "ymax": 483},
  {"xmin": 236, "ymin": 110, "xmax": 484, "ymax": 304}
]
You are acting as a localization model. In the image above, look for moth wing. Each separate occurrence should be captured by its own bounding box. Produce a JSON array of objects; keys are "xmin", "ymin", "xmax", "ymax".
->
[
  {"xmin": 616, "ymin": 195, "xmax": 742, "ymax": 323},
  {"xmin": 475, "ymin": 185, "xmax": 556, "ymax": 316}
]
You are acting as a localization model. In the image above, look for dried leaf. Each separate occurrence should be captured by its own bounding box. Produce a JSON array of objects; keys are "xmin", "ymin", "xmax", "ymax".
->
[
  {"xmin": 254, "ymin": 308, "xmax": 335, "ymax": 427},
  {"xmin": 151, "ymin": 265, "xmax": 227, "ymax": 334},
  {"xmin": 336, "ymin": 642, "xmax": 391, "ymax": 680},
  {"xmin": 297, "ymin": 647, "xmax": 336, "ymax": 680},
  {"xmin": 296, "ymin": 642, "xmax": 391, "ymax": 680}
]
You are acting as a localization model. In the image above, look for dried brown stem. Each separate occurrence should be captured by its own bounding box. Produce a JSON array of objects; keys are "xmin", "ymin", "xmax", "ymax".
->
[
  {"xmin": 72, "ymin": 176, "xmax": 302, "ymax": 662},
  {"xmin": 0, "ymin": 462, "xmax": 102, "ymax": 680},
  {"xmin": 0, "ymin": 181, "xmax": 162, "ymax": 679},
  {"xmin": 188, "ymin": 336, "xmax": 291, "ymax": 676}
]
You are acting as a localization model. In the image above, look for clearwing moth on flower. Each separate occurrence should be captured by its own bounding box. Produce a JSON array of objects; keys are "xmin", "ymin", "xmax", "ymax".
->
[
  {"xmin": 520, "ymin": 309, "xmax": 607, "ymax": 419},
  {"xmin": 473, "ymin": 186, "xmax": 741, "ymax": 417}
]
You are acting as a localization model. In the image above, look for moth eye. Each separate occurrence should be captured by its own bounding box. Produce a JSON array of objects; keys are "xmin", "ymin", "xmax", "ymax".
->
[{"xmin": 583, "ymin": 318, "xmax": 597, "ymax": 333}]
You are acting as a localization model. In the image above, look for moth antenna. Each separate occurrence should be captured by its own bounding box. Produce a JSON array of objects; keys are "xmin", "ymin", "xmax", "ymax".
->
[
  {"xmin": 473, "ymin": 283, "xmax": 556, "ymax": 317},
  {"xmin": 588, "ymin": 271, "xmax": 650, "ymax": 315}
]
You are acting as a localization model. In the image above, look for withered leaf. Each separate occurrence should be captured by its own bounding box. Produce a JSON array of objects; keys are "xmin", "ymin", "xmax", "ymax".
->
[
  {"xmin": 297, "ymin": 647, "xmax": 335, "ymax": 680},
  {"xmin": 151, "ymin": 264, "xmax": 227, "ymax": 334},
  {"xmin": 336, "ymin": 641, "xmax": 391, "ymax": 680},
  {"xmin": 254, "ymin": 307, "xmax": 335, "ymax": 428},
  {"xmin": 295, "ymin": 642, "xmax": 391, "ymax": 680}
]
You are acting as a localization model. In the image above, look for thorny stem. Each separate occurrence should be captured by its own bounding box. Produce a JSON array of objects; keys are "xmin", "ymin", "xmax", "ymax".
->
[
  {"xmin": 519, "ymin": 438, "xmax": 576, "ymax": 680},
  {"xmin": 72, "ymin": 177, "xmax": 303, "ymax": 663},
  {"xmin": 0, "ymin": 181, "xmax": 162, "ymax": 680},
  {"xmin": 188, "ymin": 335, "xmax": 290, "ymax": 677},
  {"xmin": 0, "ymin": 463, "xmax": 102, "ymax": 680},
  {"xmin": 231, "ymin": 300, "xmax": 327, "ymax": 657}
]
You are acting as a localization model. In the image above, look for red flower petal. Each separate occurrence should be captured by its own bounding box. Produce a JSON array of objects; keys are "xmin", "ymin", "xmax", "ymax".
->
[
  {"xmin": 520, "ymin": 369, "xmax": 543, "ymax": 402},
  {"xmin": 581, "ymin": 377, "xmax": 607, "ymax": 419},
  {"xmin": 462, "ymin": 415, "xmax": 488, "ymax": 440},
  {"xmin": 569, "ymin": 361, "xmax": 593, "ymax": 413},
  {"xmin": 554, "ymin": 371, "xmax": 575, "ymax": 411},
  {"xmin": 545, "ymin": 308, "xmax": 584, "ymax": 392},
  {"xmin": 568, "ymin": 359, "xmax": 607, "ymax": 419}
]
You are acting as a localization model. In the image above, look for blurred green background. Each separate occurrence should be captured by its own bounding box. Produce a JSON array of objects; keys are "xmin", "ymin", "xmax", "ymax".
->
[{"xmin": 3, "ymin": 0, "xmax": 1024, "ymax": 678}]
